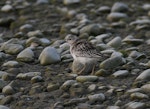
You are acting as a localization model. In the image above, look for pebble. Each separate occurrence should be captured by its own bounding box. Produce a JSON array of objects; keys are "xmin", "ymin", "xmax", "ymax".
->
[
  {"xmin": 142, "ymin": 4, "xmax": 150, "ymax": 11},
  {"xmin": 107, "ymin": 36, "xmax": 122, "ymax": 49},
  {"xmin": 36, "ymin": 0, "xmax": 49, "ymax": 4},
  {"xmin": 87, "ymin": 84, "xmax": 97, "ymax": 92},
  {"xmin": 125, "ymin": 101, "xmax": 146, "ymax": 109},
  {"xmin": 88, "ymin": 93, "xmax": 105, "ymax": 103},
  {"xmin": 100, "ymin": 56, "xmax": 124, "ymax": 69},
  {"xmin": 39, "ymin": 47, "xmax": 61, "ymax": 65},
  {"xmin": 111, "ymin": 2, "xmax": 128, "ymax": 12},
  {"xmin": 47, "ymin": 83, "xmax": 59, "ymax": 92},
  {"xmin": 141, "ymin": 84, "xmax": 150, "ymax": 93},
  {"xmin": 17, "ymin": 48, "xmax": 34, "ymax": 62},
  {"xmin": 97, "ymin": 6, "xmax": 111, "ymax": 13},
  {"xmin": 126, "ymin": 88, "xmax": 142, "ymax": 94},
  {"xmin": 26, "ymin": 37, "xmax": 41, "ymax": 47},
  {"xmin": 106, "ymin": 106, "xmax": 120, "ymax": 109},
  {"xmin": 79, "ymin": 24, "xmax": 105, "ymax": 36},
  {"xmin": 129, "ymin": 19, "xmax": 150, "ymax": 26},
  {"xmin": 135, "ymin": 69, "xmax": 150, "ymax": 81},
  {"xmin": 0, "ymin": 17, "xmax": 15, "ymax": 27},
  {"xmin": 2, "ymin": 85, "xmax": 15, "ymax": 95},
  {"xmin": 19, "ymin": 24, "xmax": 33, "ymax": 33},
  {"xmin": 0, "ymin": 79, "xmax": 7, "ymax": 90},
  {"xmin": 0, "ymin": 71, "xmax": 8, "ymax": 78},
  {"xmin": 60, "ymin": 80, "xmax": 76, "ymax": 91},
  {"xmin": 0, "ymin": 105, "xmax": 10, "ymax": 109},
  {"xmin": 39, "ymin": 38, "xmax": 51, "ymax": 46},
  {"xmin": 1, "ymin": 43, "xmax": 24, "ymax": 55},
  {"xmin": 1, "ymin": 4, "xmax": 13, "ymax": 12},
  {"xmin": 129, "ymin": 51, "xmax": 145, "ymax": 60},
  {"xmin": 0, "ymin": 96, "xmax": 13, "ymax": 105},
  {"xmin": 112, "ymin": 70, "xmax": 129, "ymax": 78},
  {"xmin": 2, "ymin": 61, "xmax": 19, "ymax": 68},
  {"xmin": 31, "ymin": 76, "xmax": 43, "ymax": 83},
  {"xmin": 130, "ymin": 92, "xmax": 149, "ymax": 100},
  {"xmin": 63, "ymin": 0, "xmax": 80, "ymax": 5},
  {"xmin": 107, "ymin": 12, "xmax": 128, "ymax": 22},
  {"xmin": 76, "ymin": 75, "xmax": 98, "ymax": 83},
  {"xmin": 17, "ymin": 72, "xmax": 41, "ymax": 80},
  {"xmin": 27, "ymin": 30, "xmax": 44, "ymax": 37}
]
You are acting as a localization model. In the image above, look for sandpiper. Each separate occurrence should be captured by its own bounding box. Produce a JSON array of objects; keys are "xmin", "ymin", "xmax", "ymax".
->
[{"xmin": 65, "ymin": 34, "xmax": 103, "ymax": 74}]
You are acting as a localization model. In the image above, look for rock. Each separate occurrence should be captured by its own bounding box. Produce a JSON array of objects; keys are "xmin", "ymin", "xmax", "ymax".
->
[
  {"xmin": 2, "ymin": 73, "xmax": 15, "ymax": 81},
  {"xmin": 2, "ymin": 85, "xmax": 15, "ymax": 95},
  {"xmin": 107, "ymin": 12, "xmax": 128, "ymax": 22},
  {"xmin": 29, "ymin": 85, "xmax": 42, "ymax": 95},
  {"xmin": 19, "ymin": 24, "xmax": 33, "ymax": 33},
  {"xmin": 69, "ymin": 83, "xmax": 85, "ymax": 96},
  {"xmin": 76, "ymin": 75, "xmax": 98, "ymax": 83},
  {"xmin": 39, "ymin": 47, "xmax": 61, "ymax": 65},
  {"xmin": 2, "ymin": 61, "xmax": 19, "ymax": 68},
  {"xmin": 126, "ymin": 88, "xmax": 142, "ymax": 94},
  {"xmin": 129, "ymin": 19, "xmax": 150, "ymax": 26},
  {"xmin": 79, "ymin": 24, "xmax": 105, "ymax": 36},
  {"xmin": 76, "ymin": 103, "xmax": 92, "ymax": 109},
  {"xmin": 107, "ymin": 36, "xmax": 122, "ymax": 49},
  {"xmin": 88, "ymin": 84, "xmax": 97, "ymax": 92},
  {"xmin": 88, "ymin": 93, "xmax": 105, "ymax": 103},
  {"xmin": 123, "ymin": 36, "xmax": 144, "ymax": 45},
  {"xmin": 135, "ymin": 69, "xmax": 150, "ymax": 81},
  {"xmin": 0, "ymin": 96, "xmax": 13, "ymax": 105},
  {"xmin": 0, "ymin": 17, "xmax": 15, "ymax": 27},
  {"xmin": 64, "ymin": 97, "xmax": 87, "ymax": 106},
  {"xmin": 111, "ymin": 2, "xmax": 128, "ymax": 12},
  {"xmin": 0, "ymin": 71, "xmax": 8, "ymax": 78},
  {"xmin": 63, "ymin": 0, "xmax": 80, "ymax": 5},
  {"xmin": 39, "ymin": 38, "xmax": 51, "ymax": 46},
  {"xmin": 47, "ymin": 83, "xmax": 59, "ymax": 92},
  {"xmin": 106, "ymin": 106, "xmax": 120, "ymax": 109},
  {"xmin": 141, "ymin": 84, "xmax": 150, "ymax": 93},
  {"xmin": 97, "ymin": 6, "xmax": 111, "ymax": 13},
  {"xmin": 27, "ymin": 30, "xmax": 44, "ymax": 37},
  {"xmin": 1, "ymin": 4, "xmax": 13, "ymax": 12},
  {"xmin": 60, "ymin": 80, "xmax": 76, "ymax": 91},
  {"xmin": 26, "ymin": 37, "xmax": 41, "ymax": 47},
  {"xmin": 100, "ymin": 56, "xmax": 124, "ymax": 69},
  {"xmin": 112, "ymin": 70, "xmax": 129, "ymax": 78},
  {"xmin": 130, "ymin": 92, "xmax": 149, "ymax": 100},
  {"xmin": 53, "ymin": 102, "xmax": 64, "ymax": 109},
  {"xmin": 95, "ymin": 33, "xmax": 112, "ymax": 43},
  {"xmin": 0, "ymin": 52, "xmax": 6, "ymax": 62},
  {"xmin": 17, "ymin": 48, "xmax": 34, "ymax": 62},
  {"xmin": 125, "ymin": 102, "xmax": 146, "ymax": 109},
  {"xmin": 17, "ymin": 72, "xmax": 41, "ymax": 80},
  {"xmin": 0, "ymin": 105, "xmax": 10, "ymax": 109},
  {"xmin": 36, "ymin": 0, "xmax": 49, "ymax": 4},
  {"xmin": 72, "ymin": 60, "xmax": 94, "ymax": 75},
  {"xmin": 0, "ymin": 79, "xmax": 7, "ymax": 90},
  {"xmin": 31, "ymin": 76, "xmax": 43, "ymax": 83},
  {"xmin": 1, "ymin": 43, "xmax": 24, "ymax": 55}
]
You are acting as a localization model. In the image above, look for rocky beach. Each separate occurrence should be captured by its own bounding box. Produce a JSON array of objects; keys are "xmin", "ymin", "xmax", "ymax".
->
[{"xmin": 0, "ymin": 0, "xmax": 150, "ymax": 109}]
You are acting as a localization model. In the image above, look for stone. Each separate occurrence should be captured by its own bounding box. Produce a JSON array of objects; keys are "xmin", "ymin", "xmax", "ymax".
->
[
  {"xmin": 0, "ymin": 105, "xmax": 10, "ymax": 109},
  {"xmin": 63, "ymin": 0, "xmax": 80, "ymax": 5},
  {"xmin": 0, "ymin": 96, "xmax": 13, "ymax": 105},
  {"xmin": 88, "ymin": 84, "xmax": 97, "ymax": 92},
  {"xmin": 76, "ymin": 76, "xmax": 98, "ymax": 83},
  {"xmin": 107, "ymin": 12, "xmax": 128, "ymax": 22},
  {"xmin": 36, "ymin": 0, "xmax": 49, "ymax": 4},
  {"xmin": 95, "ymin": 33, "xmax": 112, "ymax": 43},
  {"xmin": 47, "ymin": 83, "xmax": 59, "ymax": 92},
  {"xmin": 97, "ymin": 6, "xmax": 111, "ymax": 13},
  {"xmin": 130, "ymin": 92, "xmax": 149, "ymax": 100},
  {"xmin": 0, "ymin": 71, "xmax": 8, "ymax": 78},
  {"xmin": 39, "ymin": 38, "xmax": 51, "ymax": 46},
  {"xmin": 79, "ymin": 24, "xmax": 105, "ymax": 36},
  {"xmin": 1, "ymin": 4, "xmax": 13, "ymax": 12},
  {"xmin": 76, "ymin": 103, "xmax": 92, "ymax": 109},
  {"xmin": 1, "ymin": 43, "xmax": 24, "ymax": 55},
  {"xmin": 19, "ymin": 24, "xmax": 33, "ymax": 33},
  {"xmin": 135, "ymin": 69, "xmax": 150, "ymax": 81},
  {"xmin": 142, "ymin": 4, "xmax": 150, "ymax": 10},
  {"xmin": 17, "ymin": 48, "xmax": 34, "ymax": 62},
  {"xmin": 126, "ymin": 88, "xmax": 142, "ymax": 94},
  {"xmin": 106, "ymin": 106, "xmax": 120, "ymax": 109},
  {"xmin": 141, "ymin": 84, "xmax": 150, "ymax": 93},
  {"xmin": 88, "ymin": 93, "xmax": 105, "ymax": 103},
  {"xmin": 2, "ymin": 61, "xmax": 19, "ymax": 68},
  {"xmin": 29, "ymin": 85, "xmax": 42, "ymax": 95},
  {"xmin": 112, "ymin": 70, "xmax": 129, "ymax": 78},
  {"xmin": 17, "ymin": 72, "xmax": 41, "ymax": 80},
  {"xmin": 2, "ymin": 85, "xmax": 14, "ymax": 95},
  {"xmin": 100, "ymin": 56, "xmax": 124, "ymax": 69},
  {"xmin": 60, "ymin": 80, "xmax": 76, "ymax": 91},
  {"xmin": 31, "ymin": 76, "xmax": 43, "ymax": 83},
  {"xmin": 111, "ymin": 2, "xmax": 128, "ymax": 12},
  {"xmin": 39, "ymin": 47, "xmax": 61, "ymax": 65},
  {"xmin": 26, "ymin": 37, "xmax": 41, "ymax": 47},
  {"xmin": 125, "ymin": 102, "xmax": 146, "ymax": 109},
  {"xmin": 0, "ymin": 17, "xmax": 15, "ymax": 27},
  {"xmin": 107, "ymin": 36, "xmax": 122, "ymax": 49},
  {"xmin": 0, "ymin": 79, "xmax": 7, "ymax": 90},
  {"xmin": 129, "ymin": 19, "xmax": 150, "ymax": 26},
  {"xmin": 129, "ymin": 51, "xmax": 146, "ymax": 60},
  {"xmin": 27, "ymin": 30, "xmax": 43, "ymax": 37}
]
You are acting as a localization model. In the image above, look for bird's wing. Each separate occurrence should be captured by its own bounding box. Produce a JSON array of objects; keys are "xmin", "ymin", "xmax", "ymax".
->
[{"xmin": 72, "ymin": 39, "xmax": 102, "ymax": 58}]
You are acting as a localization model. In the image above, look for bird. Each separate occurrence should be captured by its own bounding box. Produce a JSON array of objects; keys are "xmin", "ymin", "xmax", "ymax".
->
[{"xmin": 65, "ymin": 34, "xmax": 103, "ymax": 75}]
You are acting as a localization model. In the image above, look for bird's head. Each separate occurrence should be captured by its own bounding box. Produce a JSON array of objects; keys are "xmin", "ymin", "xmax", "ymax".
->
[{"xmin": 65, "ymin": 34, "xmax": 78, "ymax": 45}]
